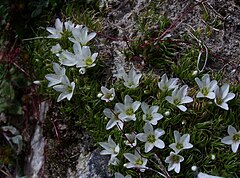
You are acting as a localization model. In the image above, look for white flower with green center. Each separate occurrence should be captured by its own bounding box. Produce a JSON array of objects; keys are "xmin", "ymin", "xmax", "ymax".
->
[
  {"xmin": 101, "ymin": 86, "xmax": 115, "ymax": 102},
  {"xmin": 214, "ymin": 84, "xmax": 235, "ymax": 110},
  {"xmin": 115, "ymin": 95, "xmax": 141, "ymax": 121},
  {"xmin": 169, "ymin": 131, "xmax": 193, "ymax": 154},
  {"xmin": 45, "ymin": 62, "xmax": 66, "ymax": 87},
  {"xmin": 52, "ymin": 75, "xmax": 75, "ymax": 102},
  {"xmin": 103, "ymin": 106, "xmax": 123, "ymax": 130},
  {"xmin": 141, "ymin": 102, "xmax": 163, "ymax": 125},
  {"xmin": 46, "ymin": 18, "xmax": 63, "ymax": 39},
  {"xmin": 165, "ymin": 152, "xmax": 184, "ymax": 173},
  {"xmin": 122, "ymin": 67, "xmax": 142, "ymax": 89},
  {"xmin": 123, "ymin": 147, "xmax": 148, "ymax": 172},
  {"xmin": 136, "ymin": 123, "xmax": 165, "ymax": 153},
  {"xmin": 99, "ymin": 135, "xmax": 120, "ymax": 166},
  {"xmin": 114, "ymin": 172, "xmax": 132, "ymax": 178},
  {"xmin": 69, "ymin": 26, "xmax": 96, "ymax": 46},
  {"xmin": 76, "ymin": 46, "xmax": 98, "ymax": 69},
  {"xmin": 124, "ymin": 132, "xmax": 137, "ymax": 148},
  {"xmin": 51, "ymin": 43, "xmax": 62, "ymax": 56},
  {"xmin": 165, "ymin": 85, "xmax": 193, "ymax": 112},
  {"xmin": 195, "ymin": 74, "xmax": 217, "ymax": 99},
  {"xmin": 158, "ymin": 73, "xmax": 179, "ymax": 92},
  {"xmin": 221, "ymin": 125, "xmax": 240, "ymax": 153}
]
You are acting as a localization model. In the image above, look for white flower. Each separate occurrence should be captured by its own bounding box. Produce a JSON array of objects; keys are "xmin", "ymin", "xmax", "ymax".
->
[
  {"xmin": 76, "ymin": 46, "xmax": 98, "ymax": 68},
  {"xmin": 165, "ymin": 152, "xmax": 184, "ymax": 173},
  {"xmin": 114, "ymin": 172, "xmax": 132, "ymax": 178},
  {"xmin": 124, "ymin": 132, "xmax": 137, "ymax": 148},
  {"xmin": 51, "ymin": 44, "xmax": 62, "ymax": 56},
  {"xmin": 103, "ymin": 106, "xmax": 123, "ymax": 130},
  {"xmin": 101, "ymin": 86, "xmax": 115, "ymax": 102},
  {"xmin": 214, "ymin": 84, "xmax": 235, "ymax": 110},
  {"xmin": 123, "ymin": 147, "xmax": 148, "ymax": 172},
  {"xmin": 45, "ymin": 62, "xmax": 66, "ymax": 87},
  {"xmin": 52, "ymin": 75, "xmax": 75, "ymax": 102},
  {"xmin": 158, "ymin": 74, "xmax": 179, "ymax": 92},
  {"xmin": 46, "ymin": 18, "xmax": 63, "ymax": 39},
  {"xmin": 169, "ymin": 131, "xmax": 193, "ymax": 154},
  {"xmin": 221, "ymin": 125, "xmax": 240, "ymax": 153},
  {"xmin": 64, "ymin": 20, "xmax": 75, "ymax": 31},
  {"xmin": 60, "ymin": 50, "xmax": 77, "ymax": 66},
  {"xmin": 198, "ymin": 172, "xmax": 223, "ymax": 178},
  {"xmin": 122, "ymin": 67, "xmax": 142, "ymax": 89},
  {"xmin": 165, "ymin": 85, "xmax": 193, "ymax": 112},
  {"xmin": 115, "ymin": 95, "xmax": 141, "ymax": 121},
  {"xmin": 195, "ymin": 74, "xmax": 217, "ymax": 99},
  {"xmin": 60, "ymin": 42, "xmax": 82, "ymax": 66},
  {"xmin": 137, "ymin": 122, "xmax": 165, "ymax": 153},
  {"xmin": 69, "ymin": 26, "xmax": 96, "ymax": 45},
  {"xmin": 113, "ymin": 63, "xmax": 127, "ymax": 80},
  {"xmin": 99, "ymin": 135, "xmax": 120, "ymax": 166},
  {"xmin": 141, "ymin": 102, "xmax": 163, "ymax": 125}
]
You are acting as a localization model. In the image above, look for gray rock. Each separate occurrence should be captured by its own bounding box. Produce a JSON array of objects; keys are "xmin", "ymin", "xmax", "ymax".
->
[{"xmin": 67, "ymin": 148, "xmax": 112, "ymax": 178}]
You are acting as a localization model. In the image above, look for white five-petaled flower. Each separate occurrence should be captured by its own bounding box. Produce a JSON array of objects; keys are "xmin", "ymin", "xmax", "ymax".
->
[
  {"xmin": 76, "ymin": 46, "xmax": 98, "ymax": 70},
  {"xmin": 100, "ymin": 86, "xmax": 115, "ymax": 102},
  {"xmin": 141, "ymin": 102, "xmax": 163, "ymax": 125},
  {"xmin": 61, "ymin": 42, "xmax": 82, "ymax": 66},
  {"xmin": 103, "ymin": 106, "xmax": 123, "ymax": 130},
  {"xmin": 137, "ymin": 122, "xmax": 165, "ymax": 153},
  {"xmin": 52, "ymin": 75, "xmax": 75, "ymax": 102},
  {"xmin": 214, "ymin": 84, "xmax": 235, "ymax": 110},
  {"xmin": 45, "ymin": 62, "xmax": 66, "ymax": 87},
  {"xmin": 195, "ymin": 74, "xmax": 217, "ymax": 99},
  {"xmin": 69, "ymin": 26, "xmax": 96, "ymax": 45},
  {"xmin": 51, "ymin": 43, "xmax": 62, "ymax": 56},
  {"xmin": 122, "ymin": 67, "xmax": 142, "ymax": 89},
  {"xmin": 169, "ymin": 131, "xmax": 193, "ymax": 154},
  {"xmin": 113, "ymin": 63, "xmax": 127, "ymax": 80},
  {"xmin": 115, "ymin": 95, "xmax": 141, "ymax": 121},
  {"xmin": 46, "ymin": 18, "xmax": 63, "ymax": 39},
  {"xmin": 165, "ymin": 85, "xmax": 193, "ymax": 112},
  {"xmin": 165, "ymin": 152, "xmax": 184, "ymax": 173},
  {"xmin": 60, "ymin": 50, "xmax": 77, "ymax": 66},
  {"xmin": 123, "ymin": 147, "xmax": 148, "ymax": 172},
  {"xmin": 158, "ymin": 73, "xmax": 179, "ymax": 92},
  {"xmin": 99, "ymin": 135, "xmax": 120, "ymax": 166},
  {"xmin": 124, "ymin": 132, "xmax": 137, "ymax": 148},
  {"xmin": 221, "ymin": 125, "xmax": 240, "ymax": 153},
  {"xmin": 114, "ymin": 172, "xmax": 132, "ymax": 178}
]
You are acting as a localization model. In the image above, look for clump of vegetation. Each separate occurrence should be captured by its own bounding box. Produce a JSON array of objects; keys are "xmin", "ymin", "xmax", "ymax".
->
[{"xmin": 2, "ymin": 0, "xmax": 239, "ymax": 177}]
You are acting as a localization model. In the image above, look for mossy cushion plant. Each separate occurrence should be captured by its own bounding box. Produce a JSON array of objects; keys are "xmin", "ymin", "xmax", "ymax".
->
[{"xmin": 31, "ymin": 11, "xmax": 240, "ymax": 177}]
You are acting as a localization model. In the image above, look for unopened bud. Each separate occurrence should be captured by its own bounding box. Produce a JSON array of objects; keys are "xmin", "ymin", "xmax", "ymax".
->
[
  {"xmin": 211, "ymin": 154, "xmax": 215, "ymax": 160},
  {"xmin": 191, "ymin": 165, "xmax": 197, "ymax": 171},
  {"xmin": 79, "ymin": 68, "xmax": 86, "ymax": 74},
  {"xmin": 164, "ymin": 111, "xmax": 170, "ymax": 116},
  {"xmin": 33, "ymin": 80, "xmax": 41, "ymax": 85},
  {"xmin": 97, "ymin": 93, "xmax": 103, "ymax": 98},
  {"xmin": 192, "ymin": 70, "xmax": 198, "ymax": 76}
]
